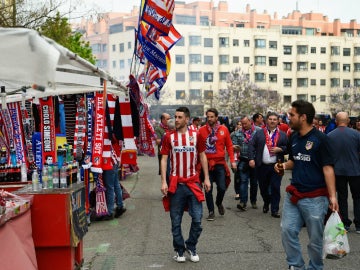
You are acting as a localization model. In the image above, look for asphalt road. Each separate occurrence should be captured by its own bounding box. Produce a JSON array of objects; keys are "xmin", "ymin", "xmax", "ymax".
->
[{"xmin": 82, "ymin": 155, "xmax": 359, "ymax": 270}]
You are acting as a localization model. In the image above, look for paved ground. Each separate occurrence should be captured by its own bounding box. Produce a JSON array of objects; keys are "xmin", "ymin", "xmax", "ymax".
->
[{"xmin": 81, "ymin": 155, "xmax": 359, "ymax": 270}]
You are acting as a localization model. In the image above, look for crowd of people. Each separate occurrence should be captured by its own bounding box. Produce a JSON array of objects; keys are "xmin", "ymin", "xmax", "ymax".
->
[{"xmin": 157, "ymin": 101, "xmax": 360, "ymax": 269}]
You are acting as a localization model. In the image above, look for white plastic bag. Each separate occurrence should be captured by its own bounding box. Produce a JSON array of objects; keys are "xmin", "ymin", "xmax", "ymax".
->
[{"xmin": 323, "ymin": 211, "xmax": 350, "ymax": 259}]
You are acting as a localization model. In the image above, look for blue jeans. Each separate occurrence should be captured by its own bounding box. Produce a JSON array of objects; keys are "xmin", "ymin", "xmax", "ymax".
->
[
  {"xmin": 281, "ymin": 193, "xmax": 329, "ymax": 270},
  {"xmin": 103, "ymin": 165, "xmax": 123, "ymax": 215},
  {"xmin": 170, "ymin": 184, "xmax": 203, "ymax": 254},
  {"xmin": 205, "ymin": 164, "xmax": 226, "ymax": 212},
  {"xmin": 238, "ymin": 160, "xmax": 257, "ymax": 204}
]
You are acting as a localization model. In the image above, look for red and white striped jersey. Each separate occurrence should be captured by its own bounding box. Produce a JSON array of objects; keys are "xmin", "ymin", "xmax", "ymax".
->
[{"xmin": 161, "ymin": 129, "xmax": 205, "ymax": 178}]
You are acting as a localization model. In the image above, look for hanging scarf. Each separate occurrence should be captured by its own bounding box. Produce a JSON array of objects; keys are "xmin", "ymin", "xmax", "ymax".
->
[
  {"xmin": 91, "ymin": 92, "xmax": 105, "ymax": 173},
  {"xmin": 95, "ymin": 172, "xmax": 108, "ymax": 216},
  {"xmin": 39, "ymin": 97, "xmax": 56, "ymax": 165},
  {"xmin": 0, "ymin": 106, "xmax": 14, "ymax": 164},
  {"xmin": 20, "ymin": 99, "xmax": 34, "ymax": 167},
  {"xmin": 205, "ymin": 122, "xmax": 220, "ymax": 154},
  {"xmin": 8, "ymin": 102, "xmax": 26, "ymax": 164},
  {"xmin": 73, "ymin": 95, "xmax": 86, "ymax": 161},
  {"xmin": 83, "ymin": 93, "xmax": 94, "ymax": 169},
  {"xmin": 263, "ymin": 126, "xmax": 280, "ymax": 156},
  {"xmin": 242, "ymin": 124, "xmax": 255, "ymax": 144}
]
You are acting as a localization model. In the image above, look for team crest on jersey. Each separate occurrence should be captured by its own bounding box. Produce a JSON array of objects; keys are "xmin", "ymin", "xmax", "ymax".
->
[
  {"xmin": 219, "ymin": 130, "xmax": 224, "ymax": 135},
  {"xmin": 189, "ymin": 136, "xmax": 194, "ymax": 142},
  {"xmin": 305, "ymin": 141, "xmax": 313, "ymax": 150}
]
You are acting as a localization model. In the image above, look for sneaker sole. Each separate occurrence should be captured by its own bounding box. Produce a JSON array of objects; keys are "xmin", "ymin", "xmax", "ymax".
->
[
  {"xmin": 186, "ymin": 250, "xmax": 199, "ymax": 263},
  {"xmin": 173, "ymin": 256, "xmax": 186, "ymax": 263}
]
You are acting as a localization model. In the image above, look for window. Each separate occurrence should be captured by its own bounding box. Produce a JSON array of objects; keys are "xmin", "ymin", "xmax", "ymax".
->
[
  {"xmin": 255, "ymin": 39, "xmax": 266, "ymax": 48},
  {"xmin": 255, "ymin": 56, "xmax": 266, "ymax": 65},
  {"xmin": 176, "ymin": 90, "xmax": 185, "ymax": 99},
  {"xmin": 269, "ymin": 57, "xmax": 277, "ymax": 66},
  {"xmin": 112, "ymin": 60, "xmax": 116, "ymax": 68},
  {"xmin": 255, "ymin": 73, "xmax": 266, "ymax": 82},
  {"xmin": 310, "ymin": 95, "xmax": 316, "ymax": 102},
  {"xmin": 311, "ymin": 63, "xmax": 316, "ymax": 70},
  {"xmin": 321, "ymin": 47, "xmax": 326, "ymax": 54},
  {"xmin": 297, "ymin": 45, "xmax": 308, "ymax": 54},
  {"xmin": 297, "ymin": 62, "xmax": 308, "ymax": 71},
  {"xmin": 204, "ymin": 72, "xmax": 213, "ymax": 82},
  {"xmin": 311, "ymin": 79, "xmax": 316, "ymax": 86},
  {"xmin": 297, "ymin": 78, "xmax": 308, "ymax": 87},
  {"xmin": 190, "ymin": 72, "xmax": 201, "ymax": 81},
  {"xmin": 320, "ymin": 79, "xmax": 326, "ymax": 86},
  {"xmin": 330, "ymin": 78, "xmax": 340, "ymax": 87},
  {"xmin": 119, "ymin": 60, "xmax": 125, "ymax": 69},
  {"xmin": 175, "ymin": 55, "xmax": 185, "ymax": 64},
  {"xmin": 200, "ymin": 16, "xmax": 210, "ymax": 26},
  {"xmin": 204, "ymin": 55, "xmax": 213, "ymax": 65},
  {"xmin": 219, "ymin": 37, "xmax": 229, "ymax": 47},
  {"xmin": 244, "ymin": 57, "xmax": 250, "ymax": 64},
  {"xmin": 127, "ymin": 59, "xmax": 131, "ymax": 67},
  {"xmin": 269, "ymin": 41, "xmax": 277, "ymax": 49},
  {"xmin": 331, "ymin": 62, "xmax": 340, "ymax": 71},
  {"xmin": 355, "ymin": 63, "xmax": 360, "ymax": 71},
  {"xmin": 311, "ymin": 47, "xmax": 316, "ymax": 53},
  {"xmin": 128, "ymin": 41, "xmax": 132, "ymax": 49},
  {"xmin": 355, "ymin": 47, "xmax": 360, "ymax": 56},
  {"xmin": 101, "ymin": 44, "xmax": 107, "ymax": 52},
  {"xmin": 176, "ymin": 72, "xmax": 185, "ymax": 82},
  {"xmin": 189, "ymin": 89, "xmax": 201, "ymax": 99},
  {"xmin": 119, "ymin": 43, "xmax": 124, "ymax": 52},
  {"xmin": 236, "ymin": 23, "xmax": 245, "ymax": 28},
  {"xmin": 189, "ymin": 35, "xmax": 201, "ymax": 46},
  {"xmin": 320, "ymin": 63, "xmax": 326, "ymax": 70},
  {"xmin": 331, "ymin": 46, "xmax": 340, "ymax": 55},
  {"xmin": 189, "ymin": 54, "xmax": 201, "ymax": 64},
  {"xmin": 282, "ymin": 27, "xmax": 302, "ymax": 35},
  {"xmin": 219, "ymin": 72, "xmax": 229, "ymax": 81},
  {"xmin": 283, "ymin": 79, "xmax": 292, "ymax": 87},
  {"xmin": 343, "ymin": 48, "xmax": 351, "ymax": 56},
  {"xmin": 112, "ymin": 44, "xmax": 116, "ymax": 52},
  {"xmin": 343, "ymin": 79, "xmax": 351, "ymax": 87},
  {"xmin": 175, "ymin": 14, "xmax": 196, "ymax": 25},
  {"xmin": 284, "ymin": 46, "xmax": 292, "ymax": 55},
  {"xmin": 354, "ymin": 79, "xmax": 360, "ymax": 87},
  {"xmin": 343, "ymin": 64, "xmax": 350, "ymax": 72},
  {"xmin": 283, "ymin": 62, "xmax": 292, "ymax": 71},
  {"xmin": 177, "ymin": 37, "xmax": 185, "ymax": 46},
  {"xmin": 219, "ymin": 55, "xmax": 229, "ymax": 64},
  {"xmin": 244, "ymin": 40, "xmax": 250, "ymax": 47},
  {"xmin": 204, "ymin": 38, "xmax": 213, "ymax": 47},
  {"xmin": 233, "ymin": 56, "xmax": 239, "ymax": 63},
  {"xmin": 320, "ymin": 95, "xmax": 326, "ymax": 102},
  {"xmin": 297, "ymin": 94, "xmax": 307, "ymax": 101},
  {"xmin": 204, "ymin": 90, "xmax": 213, "ymax": 99},
  {"xmin": 269, "ymin": 74, "xmax": 277, "ymax": 82},
  {"xmin": 233, "ymin": 39, "xmax": 239, "ymax": 46},
  {"xmin": 284, "ymin": 95, "xmax": 292, "ymax": 103}
]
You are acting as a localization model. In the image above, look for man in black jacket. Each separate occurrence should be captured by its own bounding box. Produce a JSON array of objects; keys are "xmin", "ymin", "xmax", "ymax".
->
[{"xmin": 249, "ymin": 112, "xmax": 288, "ymax": 218}]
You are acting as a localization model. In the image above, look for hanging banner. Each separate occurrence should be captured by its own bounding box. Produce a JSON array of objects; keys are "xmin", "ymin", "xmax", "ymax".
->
[
  {"xmin": 39, "ymin": 97, "xmax": 56, "ymax": 165},
  {"xmin": 91, "ymin": 92, "xmax": 105, "ymax": 173},
  {"xmin": 7, "ymin": 102, "xmax": 26, "ymax": 164},
  {"xmin": 141, "ymin": 0, "xmax": 175, "ymax": 35}
]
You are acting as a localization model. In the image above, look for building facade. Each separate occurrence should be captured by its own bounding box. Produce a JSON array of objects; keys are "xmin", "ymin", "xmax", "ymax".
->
[{"xmin": 77, "ymin": 1, "xmax": 360, "ymax": 115}]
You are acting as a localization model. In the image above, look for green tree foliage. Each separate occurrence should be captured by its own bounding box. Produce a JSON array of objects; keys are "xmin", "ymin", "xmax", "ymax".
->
[{"xmin": 39, "ymin": 12, "xmax": 96, "ymax": 64}]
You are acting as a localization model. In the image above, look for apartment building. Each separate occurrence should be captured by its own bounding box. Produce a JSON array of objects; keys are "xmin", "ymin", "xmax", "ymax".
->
[{"xmin": 78, "ymin": 1, "xmax": 360, "ymax": 115}]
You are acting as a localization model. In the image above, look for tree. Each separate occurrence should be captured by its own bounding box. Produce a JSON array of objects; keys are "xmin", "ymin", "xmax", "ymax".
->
[
  {"xmin": 329, "ymin": 86, "xmax": 360, "ymax": 116},
  {"xmin": 39, "ymin": 12, "xmax": 96, "ymax": 64},
  {"xmin": 216, "ymin": 67, "xmax": 282, "ymax": 118}
]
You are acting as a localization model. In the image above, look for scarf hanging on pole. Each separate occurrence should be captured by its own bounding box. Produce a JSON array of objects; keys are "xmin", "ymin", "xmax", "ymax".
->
[
  {"xmin": 95, "ymin": 172, "xmax": 108, "ymax": 216},
  {"xmin": 73, "ymin": 95, "xmax": 86, "ymax": 161},
  {"xmin": 20, "ymin": 99, "xmax": 34, "ymax": 167},
  {"xmin": 118, "ymin": 96, "xmax": 137, "ymax": 165},
  {"xmin": 39, "ymin": 97, "xmax": 56, "ymax": 165},
  {"xmin": 83, "ymin": 93, "xmax": 94, "ymax": 169},
  {"xmin": 91, "ymin": 91, "xmax": 105, "ymax": 173},
  {"xmin": 7, "ymin": 102, "xmax": 26, "ymax": 164},
  {"xmin": 0, "ymin": 106, "xmax": 14, "ymax": 164}
]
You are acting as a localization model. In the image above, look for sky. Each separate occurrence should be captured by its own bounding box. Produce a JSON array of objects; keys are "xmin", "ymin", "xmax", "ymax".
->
[{"xmin": 76, "ymin": 0, "xmax": 359, "ymax": 22}]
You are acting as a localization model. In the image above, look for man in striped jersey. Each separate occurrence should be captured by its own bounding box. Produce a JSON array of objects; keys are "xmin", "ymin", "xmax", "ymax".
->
[{"xmin": 161, "ymin": 106, "xmax": 211, "ymax": 263}]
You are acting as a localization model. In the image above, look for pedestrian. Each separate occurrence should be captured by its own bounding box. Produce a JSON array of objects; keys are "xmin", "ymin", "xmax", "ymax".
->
[
  {"xmin": 252, "ymin": 112, "xmax": 264, "ymax": 128},
  {"xmin": 189, "ymin": 116, "xmax": 201, "ymax": 132},
  {"xmin": 155, "ymin": 113, "xmax": 171, "ymax": 175},
  {"xmin": 198, "ymin": 108, "xmax": 237, "ymax": 221},
  {"xmin": 356, "ymin": 117, "xmax": 360, "ymax": 132},
  {"xmin": 249, "ymin": 112, "xmax": 288, "ymax": 218},
  {"xmin": 230, "ymin": 120, "xmax": 242, "ymax": 200},
  {"xmin": 274, "ymin": 100, "xmax": 338, "ymax": 270},
  {"xmin": 160, "ymin": 106, "xmax": 211, "ymax": 263},
  {"xmin": 231, "ymin": 115, "xmax": 260, "ymax": 210},
  {"xmin": 328, "ymin": 112, "xmax": 360, "ymax": 233}
]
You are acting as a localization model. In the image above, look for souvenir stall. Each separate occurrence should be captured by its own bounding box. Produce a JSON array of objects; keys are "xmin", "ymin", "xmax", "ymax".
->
[{"xmin": 0, "ymin": 27, "xmax": 141, "ymax": 270}]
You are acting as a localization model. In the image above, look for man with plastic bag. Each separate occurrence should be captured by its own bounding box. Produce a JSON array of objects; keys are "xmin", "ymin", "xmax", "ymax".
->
[{"xmin": 274, "ymin": 100, "xmax": 338, "ymax": 270}]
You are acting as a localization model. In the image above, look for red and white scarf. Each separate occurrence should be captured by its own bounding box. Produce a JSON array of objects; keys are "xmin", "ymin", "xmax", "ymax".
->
[
  {"xmin": 263, "ymin": 126, "xmax": 280, "ymax": 156},
  {"xmin": 91, "ymin": 92, "xmax": 105, "ymax": 173},
  {"xmin": 73, "ymin": 95, "xmax": 86, "ymax": 161},
  {"xmin": 39, "ymin": 97, "xmax": 56, "ymax": 165}
]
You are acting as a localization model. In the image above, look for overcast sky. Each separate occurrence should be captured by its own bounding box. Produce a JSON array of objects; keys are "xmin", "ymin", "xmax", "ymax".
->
[{"xmin": 78, "ymin": 0, "xmax": 358, "ymax": 22}]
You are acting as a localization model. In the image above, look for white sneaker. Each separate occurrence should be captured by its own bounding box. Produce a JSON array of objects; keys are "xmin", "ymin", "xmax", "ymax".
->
[
  {"xmin": 186, "ymin": 249, "xmax": 199, "ymax": 263},
  {"xmin": 173, "ymin": 252, "xmax": 186, "ymax": 263}
]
